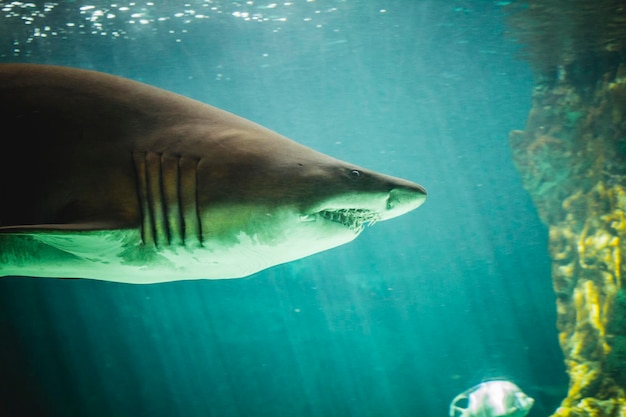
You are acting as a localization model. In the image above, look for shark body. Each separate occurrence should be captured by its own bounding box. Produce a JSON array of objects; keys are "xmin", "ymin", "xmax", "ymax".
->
[{"xmin": 0, "ymin": 64, "xmax": 426, "ymax": 283}]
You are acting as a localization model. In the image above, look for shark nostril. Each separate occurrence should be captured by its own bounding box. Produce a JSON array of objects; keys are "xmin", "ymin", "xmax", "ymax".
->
[
  {"xmin": 386, "ymin": 189, "xmax": 404, "ymax": 210},
  {"xmin": 386, "ymin": 195, "xmax": 396, "ymax": 211},
  {"xmin": 386, "ymin": 187, "xmax": 427, "ymax": 213}
]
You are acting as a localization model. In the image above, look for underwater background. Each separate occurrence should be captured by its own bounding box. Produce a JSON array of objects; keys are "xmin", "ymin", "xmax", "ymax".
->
[{"xmin": 0, "ymin": 1, "xmax": 569, "ymax": 416}]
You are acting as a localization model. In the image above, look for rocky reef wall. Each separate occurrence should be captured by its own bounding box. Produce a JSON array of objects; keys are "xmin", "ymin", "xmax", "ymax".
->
[
  {"xmin": 510, "ymin": 64, "xmax": 626, "ymax": 416},
  {"xmin": 505, "ymin": 2, "xmax": 626, "ymax": 414}
]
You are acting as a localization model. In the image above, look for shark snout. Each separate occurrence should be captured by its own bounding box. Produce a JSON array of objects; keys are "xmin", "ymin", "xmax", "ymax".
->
[{"xmin": 383, "ymin": 183, "xmax": 427, "ymax": 220}]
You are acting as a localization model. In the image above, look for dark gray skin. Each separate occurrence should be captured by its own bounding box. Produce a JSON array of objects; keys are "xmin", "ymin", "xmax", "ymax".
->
[{"xmin": 0, "ymin": 64, "xmax": 426, "ymax": 283}]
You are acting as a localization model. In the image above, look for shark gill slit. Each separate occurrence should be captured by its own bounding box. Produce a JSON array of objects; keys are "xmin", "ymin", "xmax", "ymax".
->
[
  {"xmin": 146, "ymin": 152, "xmax": 169, "ymax": 247},
  {"xmin": 131, "ymin": 151, "xmax": 155, "ymax": 246},
  {"xmin": 132, "ymin": 153, "xmax": 202, "ymax": 248},
  {"xmin": 161, "ymin": 153, "xmax": 184, "ymax": 246},
  {"xmin": 175, "ymin": 155, "xmax": 185, "ymax": 245},
  {"xmin": 179, "ymin": 156, "xmax": 202, "ymax": 247},
  {"xmin": 195, "ymin": 158, "xmax": 203, "ymax": 245},
  {"xmin": 193, "ymin": 158, "xmax": 202, "ymax": 246}
]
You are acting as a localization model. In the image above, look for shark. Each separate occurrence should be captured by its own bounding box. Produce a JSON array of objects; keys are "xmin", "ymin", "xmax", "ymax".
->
[{"xmin": 0, "ymin": 64, "xmax": 426, "ymax": 283}]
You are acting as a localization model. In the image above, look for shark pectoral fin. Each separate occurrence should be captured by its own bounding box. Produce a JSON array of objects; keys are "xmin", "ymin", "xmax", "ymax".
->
[
  {"xmin": 0, "ymin": 222, "xmax": 132, "ymax": 233},
  {"xmin": 32, "ymin": 234, "xmax": 125, "ymax": 262},
  {"xmin": 0, "ymin": 225, "xmax": 139, "ymax": 263}
]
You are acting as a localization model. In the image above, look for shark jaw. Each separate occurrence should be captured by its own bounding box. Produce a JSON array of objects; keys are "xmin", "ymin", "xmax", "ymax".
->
[
  {"xmin": 228, "ymin": 187, "xmax": 427, "ymax": 269},
  {"xmin": 299, "ymin": 208, "xmax": 381, "ymax": 234},
  {"xmin": 301, "ymin": 187, "xmax": 428, "ymax": 233},
  {"xmin": 154, "ymin": 187, "xmax": 427, "ymax": 282}
]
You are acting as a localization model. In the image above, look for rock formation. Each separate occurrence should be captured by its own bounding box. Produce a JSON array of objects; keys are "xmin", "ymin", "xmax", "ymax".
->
[{"xmin": 507, "ymin": 2, "xmax": 626, "ymax": 415}]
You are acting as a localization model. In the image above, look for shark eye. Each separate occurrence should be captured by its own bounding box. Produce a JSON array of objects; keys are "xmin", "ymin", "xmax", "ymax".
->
[{"xmin": 349, "ymin": 169, "xmax": 361, "ymax": 180}]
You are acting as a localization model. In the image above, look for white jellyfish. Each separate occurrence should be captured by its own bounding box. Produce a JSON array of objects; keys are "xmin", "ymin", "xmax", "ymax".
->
[{"xmin": 450, "ymin": 380, "xmax": 535, "ymax": 417}]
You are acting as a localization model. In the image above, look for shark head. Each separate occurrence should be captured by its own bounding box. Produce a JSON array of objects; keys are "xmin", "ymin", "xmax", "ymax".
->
[{"xmin": 189, "ymin": 132, "xmax": 427, "ymax": 277}]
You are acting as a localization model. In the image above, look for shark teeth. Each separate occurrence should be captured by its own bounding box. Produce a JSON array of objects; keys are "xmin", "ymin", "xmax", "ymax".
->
[{"xmin": 318, "ymin": 208, "xmax": 380, "ymax": 232}]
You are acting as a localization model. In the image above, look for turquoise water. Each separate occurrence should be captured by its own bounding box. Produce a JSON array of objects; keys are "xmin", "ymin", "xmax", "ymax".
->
[{"xmin": 0, "ymin": 1, "xmax": 568, "ymax": 416}]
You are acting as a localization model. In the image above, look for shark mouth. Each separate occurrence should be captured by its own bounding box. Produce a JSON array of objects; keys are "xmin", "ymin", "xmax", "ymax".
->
[{"xmin": 302, "ymin": 208, "xmax": 381, "ymax": 233}]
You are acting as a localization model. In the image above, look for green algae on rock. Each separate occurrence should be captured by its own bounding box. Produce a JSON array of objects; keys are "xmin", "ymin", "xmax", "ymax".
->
[{"xmin": 509, "ymin": 60, "xmax": 626, "ymax": 417}]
